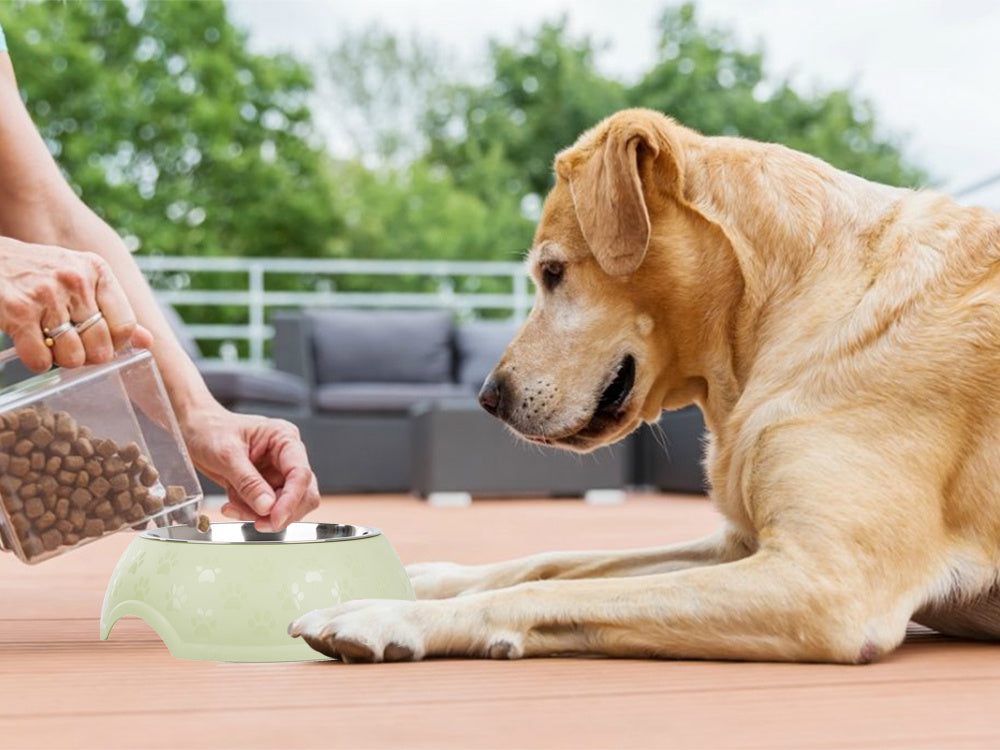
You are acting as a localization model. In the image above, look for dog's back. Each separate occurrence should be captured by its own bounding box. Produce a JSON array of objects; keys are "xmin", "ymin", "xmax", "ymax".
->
[{"xmin": 708, "ymin": 146, "xmax": 1000, "ymax": 605}]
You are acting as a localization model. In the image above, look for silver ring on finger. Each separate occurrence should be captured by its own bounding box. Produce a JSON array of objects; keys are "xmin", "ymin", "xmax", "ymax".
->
[
  {"xmin": 42, "ymin": 321, "xmax": 74, "ymax": 348},
  {"xmin": 74, "ymin": 310, "xmax": 104, "ymax": 335}
]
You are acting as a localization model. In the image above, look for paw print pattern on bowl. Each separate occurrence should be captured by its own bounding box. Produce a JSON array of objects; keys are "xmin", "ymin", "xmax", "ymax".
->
[
  {"xmin": 196, "ymin": 564, "xmax": 223, "ymax": 584},
  {"xmin": 165, "ymin": 583, "xmax": 188, "ymax": 613},
  {"xmin": 247, "ymin": 608, "xmax": 277, "ymax": 633},
  {"xmin": 304, "ymin": 569, "xmax": 323, "ymax": 584},
  {"xmin": 222, "ymin": 582, "xmax": 247, "ymax": 611},
  {"xmin": 106, "ymin": 567, "xmax": 126, "ymax": 602},
  {"xmin": 191, "ymin": 608, "xmax": 216, "ymax": 637},
  {"xmin": 279, "ymin": 582, "xmax": 307, "ymax": 612},
  {"xmin": 156, "ymin": 548, "xmax": 180, "ymax": 576},
  {"xmin": 127, "ymin": 549, "xmax": 147, "ymax": 576},
  {"xmin": 247, "ymin": 554, "xmax": 277, "ymax": 584},
  {"xmin": 132, "ymin": 575, "xmax": 151, "ymax": 600}
]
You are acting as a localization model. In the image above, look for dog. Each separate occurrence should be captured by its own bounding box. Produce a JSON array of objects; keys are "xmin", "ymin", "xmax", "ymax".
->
[{"xmin": 291, "ymin": 108, "xmax": 1000, "ymax": 664}]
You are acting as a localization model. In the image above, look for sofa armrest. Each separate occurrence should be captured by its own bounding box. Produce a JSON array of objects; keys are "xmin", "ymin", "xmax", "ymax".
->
[{"xmin": 272, "ymin": 312, "xmax": 315, "ymax": 387}]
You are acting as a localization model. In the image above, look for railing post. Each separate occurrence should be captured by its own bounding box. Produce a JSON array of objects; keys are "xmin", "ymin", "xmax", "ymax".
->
[
  {"xmin": 512, "ymin": 269, "xmax": 529, "ymax": 321},
  {"xmin": 248, "ymin": 262, "xmax": 265, "ymax": 367}
]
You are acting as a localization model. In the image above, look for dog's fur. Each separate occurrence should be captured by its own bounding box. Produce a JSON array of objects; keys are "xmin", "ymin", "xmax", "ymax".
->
[{"xmin": 291, "ymin": 108, "xmax": 1000, "ymax": 663}]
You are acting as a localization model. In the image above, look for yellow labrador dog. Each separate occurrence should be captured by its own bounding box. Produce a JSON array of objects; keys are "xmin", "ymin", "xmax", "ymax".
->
[{"xmin": 291, "ymin": 108, "xmax": 1000, "ymax": 664}]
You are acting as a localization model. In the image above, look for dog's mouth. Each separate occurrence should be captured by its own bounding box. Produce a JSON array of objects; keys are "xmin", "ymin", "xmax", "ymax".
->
[
  {"xmin": 525, "ymin": 354, "xmax": 636, "ymax": 449},
  {"xmin": 587, "ymin": 354, "xmax": 636, "ymax": 429}
]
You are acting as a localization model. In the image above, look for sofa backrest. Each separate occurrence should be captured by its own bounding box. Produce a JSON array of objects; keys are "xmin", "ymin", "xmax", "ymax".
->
[
  {"xmin": 455, "ymin": 319, "xmax": 518, "ymax": 390},
  {"xmin": 307, "ymin": 309, "xmax": 454, "ymax": 385}
]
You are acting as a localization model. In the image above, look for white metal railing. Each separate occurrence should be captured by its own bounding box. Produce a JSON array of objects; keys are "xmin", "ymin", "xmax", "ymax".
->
[{"xmin": 137, "ymin": 256, "xmax": 534, "ymax": 366}]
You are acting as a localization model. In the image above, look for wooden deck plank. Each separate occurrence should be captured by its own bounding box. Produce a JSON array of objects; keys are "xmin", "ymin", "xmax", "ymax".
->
[{"xmin": 2, "ymin": 494, "xmax": 999, "ymax": 749}]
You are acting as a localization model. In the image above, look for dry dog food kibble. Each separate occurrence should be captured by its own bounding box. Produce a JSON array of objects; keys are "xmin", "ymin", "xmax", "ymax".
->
[
  {"xmin": 196, "ymin": 513, "xmax": 211, "ymax": 533},
  {"xmin": 0, "ymin": 406, "xmax": 188, "ymax": 561}
]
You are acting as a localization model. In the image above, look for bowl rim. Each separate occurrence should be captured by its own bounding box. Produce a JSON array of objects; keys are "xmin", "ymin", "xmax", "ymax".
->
[{"xmin": 140, "ymin": 521, "xmax": 382, "ymax": 545}]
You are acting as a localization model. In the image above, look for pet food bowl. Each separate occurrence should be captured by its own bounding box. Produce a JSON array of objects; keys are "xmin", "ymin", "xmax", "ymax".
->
[{"xmin": 100, "ymin": 522, "xmax": 414, "ymax": 662}]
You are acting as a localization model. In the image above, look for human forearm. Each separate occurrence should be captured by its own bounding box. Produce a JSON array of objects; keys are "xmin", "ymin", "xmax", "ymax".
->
[
  {"xmin": 45, "ymin": 201, "xmax": 218, "ymax": 425},
  {"xmin": 0, "ymin": 55, "xmax": 215, "ymax": 424},
  {"xmin": 0, "ymin": 52, "xmax": 321, "ymax": 528}
]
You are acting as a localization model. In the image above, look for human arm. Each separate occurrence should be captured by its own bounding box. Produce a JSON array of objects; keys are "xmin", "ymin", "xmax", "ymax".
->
[{"xmin": 0, "ymin": 53, "xmax": 319, "ymax": 529}]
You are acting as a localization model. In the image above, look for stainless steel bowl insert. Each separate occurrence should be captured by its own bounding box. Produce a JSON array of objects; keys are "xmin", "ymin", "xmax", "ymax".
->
[{"xmin": 141, "ymin": 522, "xmax": 381, "ymax": 544}]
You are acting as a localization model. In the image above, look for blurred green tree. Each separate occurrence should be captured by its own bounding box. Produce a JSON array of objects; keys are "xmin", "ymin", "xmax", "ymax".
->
[
  {"xmin": 328, "ymin": 160, "xmax": 527, "ymax": 263},
  {"xmin": 321, "ymin": 25, "xmax": 534, "ymax": 305},
  {"xmin": 424, "ymin": 23, "xmax": 629, "ymax": 202},
  {"xmin": 628, "ymin": 5, "xmax": 926, "ymax": 187},
  {"xmin": 1, "ymin": 1, "xmax": 929, "ymax": 302},
  {"xmin": 0, "ymin": 0, "xmax": 342, "ymax": 260},
  {"xmin": 323, "ymin": 26, "xmax": 442, "ymax": 169},
  {"xmin": 326, "ymin": 7, "xmax": 926, "ymax": 261},
  {"xmin": 1, "ymin": 0, "xmax": 348, "ymax": 356}
]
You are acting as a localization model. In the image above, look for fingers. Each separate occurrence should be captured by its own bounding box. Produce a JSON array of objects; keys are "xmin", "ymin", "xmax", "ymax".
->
[
  {"xmin": 55, "ymin": 260, "xmax": 105, "ymax": 365},
  {"xmin": 220, "ymin": 489, "xmax": 288, "ymax": 534},
  {"xmin": 130, "ymin": 324, "xmax": 154, "ymax": 350},
  {"xmin": 44, "ymin": 311, "xmax": 86, "ymax": 370},
  {"xmin": 76, "ymin": 315, "xmax": 114, "ymax": 364},
  {"xmin": 220, "ymin": 493, "xmax": 261, "ymax": 523},
  {"xmin": 12, "ymin": 319, "xmax": 53, "ymax": 372},
  {"xmin": 6, "ymin": 275, "xmax": 59, "ymax": 371},
  {"xmin": 2, "ymin": 252, "xmax": 143, "ymax": 370},
  {"xmin": 221, "ymin": 450, "xmax": 277, "ymax": 518},
  {"xmin": 68, "ymin": 258, "xmax": 112, "ymax": 364},
  {"xmin": 267, "ymin": 466, "xmax": 316, "ymax": 531},
  {"xmin": 258, "ymin": 462, "xmax": 286, "ymax": 490},
  {"xmin": 194, "ymin": 418, "xmax": 320, "ymax": 534},
  {"xmin": 90, "ymin": 255, "xmax": 137, "ymax": 351},
  {"xmin": 262, "ymin": 422, "xmax": 321, "ymax": 530},
  {"xmin": 219, "ymin": 467, "xmax": 317, "ymax": 533}
]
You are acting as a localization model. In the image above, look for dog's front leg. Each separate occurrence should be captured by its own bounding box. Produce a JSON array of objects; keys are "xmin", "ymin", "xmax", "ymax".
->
[
  {"xmin": 407, "ymin": 527, "xmax": 748, "ymax": 599},
  {"xmin": 291, "ymin": 546, "xmax": 909, "ymax": 663}
]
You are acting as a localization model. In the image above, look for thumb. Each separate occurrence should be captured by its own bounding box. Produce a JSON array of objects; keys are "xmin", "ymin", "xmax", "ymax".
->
[{"xmin": 223, "ymin": 453, "xmax": 276, "ymax": 516}]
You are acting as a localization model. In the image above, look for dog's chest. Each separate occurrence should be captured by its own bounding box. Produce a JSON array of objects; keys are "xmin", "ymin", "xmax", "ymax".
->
[
  {"xmin": 703, "ymin": 391, "xmax": 809, "ymax": 537},
  {"xmin": 703, "ymin": 429, "xmax": 757, "ymax": 538}
]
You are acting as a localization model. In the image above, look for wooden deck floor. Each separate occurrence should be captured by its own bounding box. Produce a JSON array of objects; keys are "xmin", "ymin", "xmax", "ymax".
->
[{"xmin": 2, "ymin": 493, "xmax": 1000, "ymax": 749}]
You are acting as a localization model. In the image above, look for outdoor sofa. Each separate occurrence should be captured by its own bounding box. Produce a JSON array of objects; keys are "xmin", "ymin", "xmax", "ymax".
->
[
  {"xmin": 272, "ymin": 308, "xmax": 708, "ymax": 497},
  {"xmin": 1, "ymin": 307, "xmax": 709, "ymax": 498}
]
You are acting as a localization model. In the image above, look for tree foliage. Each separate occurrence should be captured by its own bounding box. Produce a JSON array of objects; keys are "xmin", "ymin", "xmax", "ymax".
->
[
  {"xmin": 628, "ymin": 6, "xmax": 924, "ymax": 186},
  {"xmin": 1, "ymin": 0, "xmax": 342, "ymax": 259},
  {"xmin": 1, "ymin": 0, "xmax": 926, "ymax": 273},
  {"xmin": 328, "ymin": 8, "xmax": 925, "ymax": 260}
]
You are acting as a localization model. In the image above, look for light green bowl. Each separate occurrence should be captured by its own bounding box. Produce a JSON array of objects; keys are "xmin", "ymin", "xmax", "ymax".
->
[{"xmin": 100, "ymin": 522, "xmax": 414, "ymax": 662}]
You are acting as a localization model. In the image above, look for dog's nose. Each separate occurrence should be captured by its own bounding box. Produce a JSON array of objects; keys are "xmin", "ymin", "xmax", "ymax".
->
[{"xmin": 478, "ymin": 375, "xmax": 504, "ymax": 417}]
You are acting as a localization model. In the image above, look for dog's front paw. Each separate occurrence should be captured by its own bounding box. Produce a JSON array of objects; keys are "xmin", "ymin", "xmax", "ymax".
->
[
  {"xmin": 289, "ymin": 599, "xmax": 430, "ymax": 663},
  {"xmin": 406, "ymin": 561, "xmax": 491, "ymax": 599}
]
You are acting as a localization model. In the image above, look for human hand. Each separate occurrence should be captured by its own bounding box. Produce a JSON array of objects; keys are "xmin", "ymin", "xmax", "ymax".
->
[
  {"xmin": 182, "ymin": 406, "xmax": 320, "ymax": 532},
  {"xmin": 0, "ymin": 237, "xmax": 153, "ymax": 371}
]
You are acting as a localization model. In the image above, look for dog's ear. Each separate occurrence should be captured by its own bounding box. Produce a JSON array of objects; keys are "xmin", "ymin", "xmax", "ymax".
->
[{"xmin": 563, "ymin": 119, "xmax": 671, "ymax": 276}]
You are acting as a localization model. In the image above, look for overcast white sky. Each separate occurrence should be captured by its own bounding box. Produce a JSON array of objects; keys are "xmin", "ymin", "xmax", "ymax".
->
[{"xmin": 231, "ymin": 0, "xmax": 1000, "ymax": 207}]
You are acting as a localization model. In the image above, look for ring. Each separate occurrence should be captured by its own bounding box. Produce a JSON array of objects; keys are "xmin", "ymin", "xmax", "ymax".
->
[
  {"xmin": 74, "ymin": 310, "xmax": 104, "ymax": 335},
  {"xmin": 42, "ymin": 321, "xmax": 74, "ymax": 348}
]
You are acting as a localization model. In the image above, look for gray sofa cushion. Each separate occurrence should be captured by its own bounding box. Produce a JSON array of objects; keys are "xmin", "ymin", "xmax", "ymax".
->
[
  {"xmin": 316, "ymin": 382, "xmax": 473, "ymax": 413},
  {"xmin": 200, "ymin": 365, "xmax": 309, "ymax": 407},
  {"xmin": 455, "ymin": 320, "xmax": 518, "ymax": 389},
  {"xmin": 308, "ymin": 309, "xmax": 454, "ymax": 385}
]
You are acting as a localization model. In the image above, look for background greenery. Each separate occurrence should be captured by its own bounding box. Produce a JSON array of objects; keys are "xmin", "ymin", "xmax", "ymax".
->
[{"xmin": 0, "ymin": 0, "xmax": 928, "ymax": 353}]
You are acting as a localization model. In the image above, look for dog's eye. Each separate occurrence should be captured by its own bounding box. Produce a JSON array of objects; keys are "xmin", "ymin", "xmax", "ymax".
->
[{"xmin": 540, "ymin": 261, "xmax": 564, "ymax": 291}]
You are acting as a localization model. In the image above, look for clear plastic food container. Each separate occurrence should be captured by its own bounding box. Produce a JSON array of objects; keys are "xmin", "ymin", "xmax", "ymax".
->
[{"xmin": 0, "ymin": 348, "xmax": 202, "ymax": 564}]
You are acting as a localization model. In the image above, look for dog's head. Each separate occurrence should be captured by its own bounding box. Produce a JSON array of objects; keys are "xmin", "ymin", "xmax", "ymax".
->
[{"xmin": 480, "ymin": 109, "xmax": 732, "ymax": 452}]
